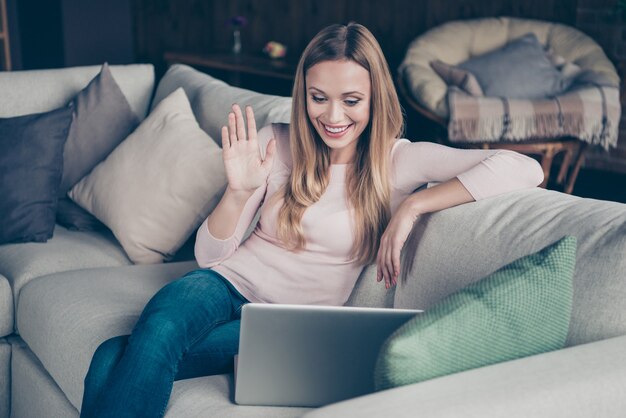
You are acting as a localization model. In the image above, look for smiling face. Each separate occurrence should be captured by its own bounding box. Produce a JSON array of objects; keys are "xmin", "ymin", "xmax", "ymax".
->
[{"xmin": 305, "ymin": 60, "xmax": 371, "ymax": 164}]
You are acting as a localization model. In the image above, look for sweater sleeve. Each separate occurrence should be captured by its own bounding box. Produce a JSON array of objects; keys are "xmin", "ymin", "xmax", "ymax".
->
[
  {"xmin": 194, "ymin": 125, "xmax": 275, "ymax": 268},
  {"xmin": 392, "ymin": 139, "xmax": 544, "ymax": 200}
]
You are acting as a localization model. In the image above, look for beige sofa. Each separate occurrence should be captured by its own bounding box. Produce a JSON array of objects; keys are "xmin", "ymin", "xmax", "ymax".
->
[{"xmin": 1, "ymin": 63, "xmax": 625, "ymax": 418}]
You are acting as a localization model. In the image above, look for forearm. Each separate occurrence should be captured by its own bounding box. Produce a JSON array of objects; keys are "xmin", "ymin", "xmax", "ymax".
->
[
  {"xmin": 404, "ymin": 177, "xmax": 474, "ymax": 217},
  {"xmin": 206, "ymin": 186, "xmax": 255, "ymax": 239}
]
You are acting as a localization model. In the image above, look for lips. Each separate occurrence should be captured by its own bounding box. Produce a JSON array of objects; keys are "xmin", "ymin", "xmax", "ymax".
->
[{"xmin": 322, "ymin": 123, "xmax": 353, "ymax": 138}]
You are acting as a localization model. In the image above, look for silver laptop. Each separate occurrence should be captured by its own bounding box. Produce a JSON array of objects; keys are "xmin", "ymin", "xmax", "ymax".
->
[{"xmin": 234, "ymin": 303, "xmax": 422, "ymax": 407}]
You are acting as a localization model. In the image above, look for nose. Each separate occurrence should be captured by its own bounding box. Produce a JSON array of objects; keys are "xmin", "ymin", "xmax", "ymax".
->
[{"xmin": 327, "ymin": 101, "xmax": 343, "ymax": 124}]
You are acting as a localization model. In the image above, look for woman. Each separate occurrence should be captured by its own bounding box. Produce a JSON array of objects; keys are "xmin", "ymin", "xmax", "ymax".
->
[{"xmin": 80, "ymin": 23, "xmax": 543, "ymax": 417}]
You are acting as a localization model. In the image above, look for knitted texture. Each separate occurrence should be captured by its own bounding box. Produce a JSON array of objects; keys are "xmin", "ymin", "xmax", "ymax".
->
[{"xmin": 375, "ymin": 236, "xmax": 576, "ymax": 391}]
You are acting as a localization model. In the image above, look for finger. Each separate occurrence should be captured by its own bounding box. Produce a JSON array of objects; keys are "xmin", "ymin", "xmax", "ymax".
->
[
  {"xmin": 221, "ymin": 126, "xmax": 230, "ymax": 149},
  {"xmin": 228, "ymin": 112, "xmax": 238, "ymax": 144},
  {"xmin": 391, "ymin": 247, "xmax": 400, "ymax": 288},
  {"xmin": 376, "ymin": 240, "xmax": 385, "ymax": 283},
  {"xmin": 382, "ymin": 240, "xmax": 393, "ymax": 288},
  {"xmin": 233, "ymin": 104, "xmax": 247, "ymax": 142},
  {"xmin": 246, "ymin": 106, "xmax": 258, "ymax": 142}
]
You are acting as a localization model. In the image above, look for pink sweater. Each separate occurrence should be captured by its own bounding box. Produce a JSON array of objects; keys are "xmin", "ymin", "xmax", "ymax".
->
[{"xmin": 195, "ymin": 124, "xmax": 543, "ymax": 306}]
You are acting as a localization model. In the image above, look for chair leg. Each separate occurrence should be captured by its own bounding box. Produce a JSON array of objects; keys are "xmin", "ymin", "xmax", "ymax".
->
[
  {"xmin": 564, "ymin": 142, "xmax": 587, "ymax": 194},
  {"xmin": 556, "ymin": 144, "xmax": 576, "ymax": 185},
  {"xmin": 539, "ymin": 147, "xmax": 556, "ymax": 189}
]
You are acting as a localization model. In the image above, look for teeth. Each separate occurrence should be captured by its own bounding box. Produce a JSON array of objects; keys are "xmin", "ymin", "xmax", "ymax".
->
[{"xmin": 324, "ymin": 124, "xmax": 349, "ymax": 133}]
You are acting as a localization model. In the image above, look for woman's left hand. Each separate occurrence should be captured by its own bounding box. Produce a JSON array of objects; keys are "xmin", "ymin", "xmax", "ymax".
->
[{"xmin": 376, "ymin": 199, "xmax": 420, "ymax": 289}]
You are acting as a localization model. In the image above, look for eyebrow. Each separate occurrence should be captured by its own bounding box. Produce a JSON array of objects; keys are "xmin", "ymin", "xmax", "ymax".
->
[{"xmin": 308, "ymin": 87, "xmax": 365, "ymax": 97}]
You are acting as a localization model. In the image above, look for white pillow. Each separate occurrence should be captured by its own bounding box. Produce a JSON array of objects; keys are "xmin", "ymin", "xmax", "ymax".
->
[{"xmin": 69, "ymin": 88, "xmax": 226, "ymax": 264}]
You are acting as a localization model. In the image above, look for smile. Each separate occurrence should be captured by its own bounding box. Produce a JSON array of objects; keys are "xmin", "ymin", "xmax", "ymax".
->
[{"xmin": 322, "ymin": 123, "xmax": 353, "ymax": 137}]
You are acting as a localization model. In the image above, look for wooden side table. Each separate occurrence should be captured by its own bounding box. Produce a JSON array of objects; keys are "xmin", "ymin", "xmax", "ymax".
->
[{"xmin": 164, "ymin": 51, "xmax": 297, "ymax": 96}]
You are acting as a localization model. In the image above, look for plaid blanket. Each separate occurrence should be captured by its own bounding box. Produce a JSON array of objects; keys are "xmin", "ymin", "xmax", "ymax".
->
[{"xmin": 448, "ymin": 84, "xmax": 621, "ymax": 150}]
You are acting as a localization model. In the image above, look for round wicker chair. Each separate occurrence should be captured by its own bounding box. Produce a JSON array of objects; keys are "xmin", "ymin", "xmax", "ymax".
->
[{"xmin": 398, "ymin": 17, "xmax": 621, "ymax": 193}]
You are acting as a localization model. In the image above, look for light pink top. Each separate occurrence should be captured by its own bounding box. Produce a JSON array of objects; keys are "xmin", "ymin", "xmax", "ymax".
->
[{"xmin": 195, "ymin": 124, "xmax": 543, "ymax": 306}]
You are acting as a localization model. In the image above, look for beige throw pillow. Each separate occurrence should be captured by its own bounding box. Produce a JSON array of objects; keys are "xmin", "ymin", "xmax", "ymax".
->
[{"xmin": 69, "ymin": 88, "xmax": 227, "ymax": 264}]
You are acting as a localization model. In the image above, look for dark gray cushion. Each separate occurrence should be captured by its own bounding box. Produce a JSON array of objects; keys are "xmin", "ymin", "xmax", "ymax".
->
[
  {"xmin": 56, "ymin": 62, "xmax": 140, "ymax": 230},
  {"xmin": 458, "ymin": 33, "xmax": 570, "ymax": 99},
  {"xmin": 0, "ymin": 106, "xmax": 73, "ymax": 244},
  {"xmin": 59, "ymin": 62, "xmax": 139, "ymax": 194},
  {"xmin": 56, "ymin": 198, "xmax": 106, "ymax": 232}
]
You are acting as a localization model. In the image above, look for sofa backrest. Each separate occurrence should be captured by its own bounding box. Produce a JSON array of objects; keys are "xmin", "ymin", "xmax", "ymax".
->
[
  {"xmin": 152, "ymin": 64, "xmax": 292, "ymax": 144},
  {"xmin": 393, "ymin": 188, "xmax": 626, "ymax": 348},
  {"xmin": 0, "ymin": 64, "xmax": 154, "ymax": 120}
]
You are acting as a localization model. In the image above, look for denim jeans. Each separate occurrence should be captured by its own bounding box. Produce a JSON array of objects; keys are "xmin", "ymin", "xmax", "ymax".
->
[{"xmin": 80, "ymin": 269, "xmax": 248, "ymax": 418}]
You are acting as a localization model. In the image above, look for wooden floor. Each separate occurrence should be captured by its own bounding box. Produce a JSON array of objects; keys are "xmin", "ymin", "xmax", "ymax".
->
[{"xmin": 569, "ymin": 169, "xmax": 626, "ymax": 204}]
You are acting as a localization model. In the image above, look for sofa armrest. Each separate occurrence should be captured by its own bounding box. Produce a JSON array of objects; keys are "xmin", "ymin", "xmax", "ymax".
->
[{"xmin": 305, "ymin": 335, "xmax": 626, "ymax": 418}]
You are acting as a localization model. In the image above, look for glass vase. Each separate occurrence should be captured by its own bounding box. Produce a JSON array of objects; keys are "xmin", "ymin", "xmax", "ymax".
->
[{"xmin": 232, "ymin": 29, "xmax": 242, "ymax": 55}]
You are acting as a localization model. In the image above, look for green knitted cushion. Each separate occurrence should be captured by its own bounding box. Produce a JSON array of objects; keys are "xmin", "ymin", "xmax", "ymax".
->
[{"xmin": 374, "ymin": 236, "xmax": 576, "ymax": 391}]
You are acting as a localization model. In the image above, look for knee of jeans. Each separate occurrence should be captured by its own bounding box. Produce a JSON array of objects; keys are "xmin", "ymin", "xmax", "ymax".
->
[{"xmin": 85, "ymin": 335, "xmax": 128, "ymax": 385}]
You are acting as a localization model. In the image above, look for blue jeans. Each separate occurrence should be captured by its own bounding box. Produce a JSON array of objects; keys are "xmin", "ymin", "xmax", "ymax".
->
[{"xmin": 80, "ymin": 269, "xmax": 248, "ymax": 418}]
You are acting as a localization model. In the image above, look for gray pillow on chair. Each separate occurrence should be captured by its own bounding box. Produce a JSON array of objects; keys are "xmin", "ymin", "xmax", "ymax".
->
[{"xmin": 455, "ymin": 33, "xmax": 571, "ymax": 99}]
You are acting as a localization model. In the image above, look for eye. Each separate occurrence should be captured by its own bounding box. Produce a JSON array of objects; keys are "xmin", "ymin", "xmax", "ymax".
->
[
  {"xmin": 311, "ymin": 95, "xmax": 326, "ymax": 103},
  {"xmin": 344, "ymin": 99, "xmax": 360, "ymax": 106}
]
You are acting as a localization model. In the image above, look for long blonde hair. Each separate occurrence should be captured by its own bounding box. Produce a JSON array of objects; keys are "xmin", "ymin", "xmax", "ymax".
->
[{"xmin": 276, "ymin": 22, "xmax": 404, "ymax": 264}]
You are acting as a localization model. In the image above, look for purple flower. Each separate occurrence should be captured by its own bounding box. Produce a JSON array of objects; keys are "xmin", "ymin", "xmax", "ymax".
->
[{"xmin": 228, "ymin": 16, "xmax": 248, "ymax": 28}]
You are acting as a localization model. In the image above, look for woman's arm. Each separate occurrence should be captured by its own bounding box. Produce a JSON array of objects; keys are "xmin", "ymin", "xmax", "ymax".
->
[
  {"xmin": 377, "ymin": 141, "xmax": 544, "ymax": 288},
  {"xmin": 194, "ymin": 106, "xmax": 276, "ymax": 268},
  {"xmin": 376, "ymin": 178, "xmax": 473, "ymax": 289}
]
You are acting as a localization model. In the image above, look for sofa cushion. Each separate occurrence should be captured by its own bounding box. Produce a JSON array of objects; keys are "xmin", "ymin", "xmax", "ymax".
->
[
  {"xmin": 0, "ymin": 64, "xmax": 154, "ymax": 120},
  {"xmin": 59, "ymin": 62, "xmax": 140, "ymax": 197},
  {"xmin": 0, "ymin": 225, "xmax": 131, "ymax": 332},
  {"xmin": 375, "ymin": 237, "xmax": 575, "ymax": 391},
  {"xmin": 0, "ymin": 106, "xmax": 73, "ymax": 244},
  {"xmin": 152, "ymin": 64, "xmax": 291, "ymax": 144},
  {"xmin": 0, "ymin": 275, "xmax": 12, "ymax": 337},
  {"xmin": 17, "ymin": 261, "xmax": 198, "ymax": 410},
  {"xmin": 69, "ymin": 88, "xmax": 227, "ymax": 264},
  {"xmin": 306, "ymin": 335, "xmax": 626, "ymax": 418},
  {"xmin": 11, "ymin": 336, "xmax": 309, "ymax": 417},
  {"xmin": 0, "ymin": 338, "xmax": 9, "ymax": 418},
  {"xmin": 394, "ymin": 188, "xmax": 626, "ymax": 347}
]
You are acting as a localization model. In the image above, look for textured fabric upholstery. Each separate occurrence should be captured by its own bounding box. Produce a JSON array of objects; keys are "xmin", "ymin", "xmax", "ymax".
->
[
  {"xmin": 0, "ymin": 64, "xmax": 154, "ymax": 120},
  {"xmin": 16, "ymin": 261, "xmax": 314, "ymax": 417},
  {"xmin": 0, "ymin": 338, "xmax": 9, "ymax": 418},
  {"xmin": 17, "ymin": 261, "xmax": 197, "ymax": 410},
  {"xmin": 152, "ymin": 64, "xmax": 291, "ymax": 144},
  {"xmin": 305, "ymin": 335, "xmax": 626, "ymax": 418},
  {"xmin": 0, "ymin": 276, "xmax": 12, "ymax": 337},
  {"xmin": 394, "ymin": 188, "xmax": 626, "ymax": 347},
  {"xmin": 10, "ymin": 336, "xmax": 309, "ymax": 418},
  {"xmin": 345, "ymin": 264, "xmax": 394, "ymax": 308},
  {"xmin": 0, "ymin": 225, "xmax": 131, "ymax": 334},
  {"xmin": 399, "ymin": 17, "xmax": 619, "ymax": 119},
  {"xmin": 10, "ymin": 338, "xmax": 79, "ymax": 418}
]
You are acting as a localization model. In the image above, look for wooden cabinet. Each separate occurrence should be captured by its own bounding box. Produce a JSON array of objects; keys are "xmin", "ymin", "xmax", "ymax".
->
[
  {"xmin": 164, "ymin": 51, "xmax": 297, "ymax": 96},
  {"xmin": 0, "ymin": 0, "xmax": 10, "ymax": 70}
]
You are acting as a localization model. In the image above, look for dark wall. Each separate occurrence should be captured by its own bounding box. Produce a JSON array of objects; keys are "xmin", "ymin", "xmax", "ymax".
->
[
  {"xmin": 14, "ymin": 0, "xmax": 64, "ymax": 69},
  {"xmin": 62, "ymin": 0, "xmax": 134, "ymax": 67},
  {"xmin": 9, "ymin": 0, "xmax": 134, "ymax": 70},
  {"xmin": 134, "ymin": 0, "xmax": 579, "ymax": 77}
]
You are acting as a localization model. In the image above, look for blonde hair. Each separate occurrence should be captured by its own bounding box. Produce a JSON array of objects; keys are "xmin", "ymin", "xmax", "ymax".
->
[{"xmin": 276, "ymin": 22, "xmax": 404, "ymax": 264}]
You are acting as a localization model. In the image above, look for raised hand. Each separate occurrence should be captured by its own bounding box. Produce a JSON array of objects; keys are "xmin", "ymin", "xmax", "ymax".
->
[{"xmin": 221, "ymin": 104, "xmax": 276, "ymax": 192}]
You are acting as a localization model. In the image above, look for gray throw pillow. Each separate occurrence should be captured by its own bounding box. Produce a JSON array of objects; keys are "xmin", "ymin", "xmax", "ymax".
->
[
  {"xmin": 59, "ymin": 62, "xmax": 139, "ymax": 195},
  {"xmin": 55, "ymin": 62, "xmax": 140, "ymax": 231},
  {"xmin": 70, "ymin": 88, "xmax": 227, "ymax": 264},
  {"xmin": 0, "ymin": 106, "xmax": 73, "ymax": 244},
  {"xmin": 457, "ymin": 33, "xmax": 570, "ymax": 99}
]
